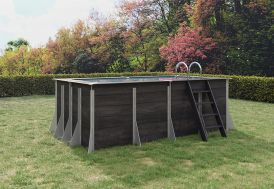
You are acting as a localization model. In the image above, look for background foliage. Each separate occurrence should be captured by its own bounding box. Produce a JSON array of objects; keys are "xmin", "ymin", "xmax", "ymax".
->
[{"xmin": 0, "ymin": 0, "xmax": 273, "ymax": 76}]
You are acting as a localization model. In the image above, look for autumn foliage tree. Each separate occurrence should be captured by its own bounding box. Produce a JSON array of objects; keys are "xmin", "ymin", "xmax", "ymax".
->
[
  {"xmin": 160, "ymin": 23, "xmax": 216, "ymax": 71},
  {"xmin": 88, "ymin": 16, "xmax": 130, "ymax": 72},
  {"xmin": 0, "ymin": 45, "xmax": 56, "ymax": 75},
  {"xmin": 0, "ymin": 0, "xmax": 273, "ymax": 76},
  {"xmin": 46, "ymin": 20, "xmax": 91, "ymax": 73},
  {"xmin": 119, "ymin": 0, "xmax": 155, "ymax": 71}
]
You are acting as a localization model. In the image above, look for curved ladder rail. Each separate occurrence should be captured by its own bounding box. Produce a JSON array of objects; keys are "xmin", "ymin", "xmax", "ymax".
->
[
  {"xmin": 175, "ymin": 62, "xmax": 189, "ymax": 78},
  {"xmin": 189, "ymin": 61, "xmax": 202, "ymax": 75}
]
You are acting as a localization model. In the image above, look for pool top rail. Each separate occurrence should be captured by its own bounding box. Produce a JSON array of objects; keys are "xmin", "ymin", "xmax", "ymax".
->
[{"xmin": 54, "ymin": 76, "xmax": 229, "ymax": 86}]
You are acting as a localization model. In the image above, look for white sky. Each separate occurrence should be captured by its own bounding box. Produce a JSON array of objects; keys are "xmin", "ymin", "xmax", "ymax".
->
[{"xmin": 0, "ymin": 0, "xmax": 119, "ymax": 51}]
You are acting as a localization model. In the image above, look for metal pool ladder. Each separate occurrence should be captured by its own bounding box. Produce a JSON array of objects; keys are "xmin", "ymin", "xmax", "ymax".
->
[
  {"xmin": 187, "ymin": 80, "xmax": 227, "ymax": 141},
  {"xmin": 175, "ymin": 61, "xmax": 227, "ymax": 141}
]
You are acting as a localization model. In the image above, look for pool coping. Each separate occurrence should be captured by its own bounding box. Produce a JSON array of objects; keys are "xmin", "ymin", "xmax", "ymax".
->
[{"xmin": 53, "ymin": 76, "xmax": 230, "ymax": 86}]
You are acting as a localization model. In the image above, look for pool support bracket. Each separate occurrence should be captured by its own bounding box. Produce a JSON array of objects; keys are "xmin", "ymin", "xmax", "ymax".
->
[
  {"xmin": 133, "ymin": 88, "xmax": 141, "ymax": 146},
  {"xmin": 167, "ymin": 84, "xmax": 176, "ymax": 140},
  {"xmin": 54, "ymin": 85, "xmax": 65, "ymax": 139}
]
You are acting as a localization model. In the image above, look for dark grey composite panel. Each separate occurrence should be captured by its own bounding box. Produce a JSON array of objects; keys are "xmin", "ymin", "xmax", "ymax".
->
[{"xmin": 51, "ymin": 76, "xmax": 231, "ymax": 153}]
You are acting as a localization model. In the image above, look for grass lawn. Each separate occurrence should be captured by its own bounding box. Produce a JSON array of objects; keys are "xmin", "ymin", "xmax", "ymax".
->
[{"xmin": 0, "ymin": 96, "xmax": 274, "ymax": 189}]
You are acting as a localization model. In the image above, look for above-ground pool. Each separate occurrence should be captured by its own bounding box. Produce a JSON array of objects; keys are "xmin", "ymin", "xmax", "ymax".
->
[{"xmin": 50, "ymin": 76, "xmax": 233, "ymax": 153}]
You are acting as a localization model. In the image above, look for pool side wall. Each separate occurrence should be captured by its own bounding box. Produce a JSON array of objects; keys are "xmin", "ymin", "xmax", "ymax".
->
[{"xmin": 54, "ymin": 79, "xmax": 227, "ymax": 151}]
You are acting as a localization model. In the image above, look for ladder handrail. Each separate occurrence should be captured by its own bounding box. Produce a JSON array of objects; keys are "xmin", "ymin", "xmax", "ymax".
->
[
  {"xmin": 206, "ymin": 81, "xmax": 227, "ymax": 137},
  {"xmin": 175, "ymin": 62, "xmax": 189, "ymax": 78},
  {"xmin": 189, "ymin": 62, "xmax": 202, "ymax": 74},
  {"xmin": 175, "ymin": 61, "xmax": 203, "ymax": 78}
]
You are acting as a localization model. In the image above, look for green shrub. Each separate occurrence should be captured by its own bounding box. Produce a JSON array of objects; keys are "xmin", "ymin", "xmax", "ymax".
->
[
  {"xmin": 0, "ymin": 73, "xmax": 273, "ymax": 103},
  {"xmin": 228, "ymin": 76, "xmax": 274, "ymax": 103}
]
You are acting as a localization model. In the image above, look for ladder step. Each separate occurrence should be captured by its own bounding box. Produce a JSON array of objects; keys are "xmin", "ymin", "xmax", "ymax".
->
[
  {"xmin": 202, "ymin": 113, "xmax": 218, "ymax": 117},
  {"xmin": 206, "ymin": 125, "xmax": 222, "ymax": 129},
  {"xmin": 193, "ymin": 90, "xmax": 210, "ymax": 93}
]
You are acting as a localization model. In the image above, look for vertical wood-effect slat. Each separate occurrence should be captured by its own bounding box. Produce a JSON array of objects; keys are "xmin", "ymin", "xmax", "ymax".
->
[
  {"xmin": 50, "ymin": 81, "xmax": 58, "ymax": 133},
  {"xmin": 70, "ymin": 88, "xmax": 82, "ymax": 147},
  {"xmin": 133, "ymin": 88, "xmax": 141, "ymax": 146},
  {"xmin": 167, "ymin": 84, "xmax": 176, "ymax": 140},
  {"xmin": 88, "ymin": 87, "xmax": 95, "ymax": 153},
  {"xmin": 54, "ymin": 84, "xmax": 65, "ymax": 138},
  {"xmin": 63, "ymin": 83, "xmax": 73, "ymax": 142}
]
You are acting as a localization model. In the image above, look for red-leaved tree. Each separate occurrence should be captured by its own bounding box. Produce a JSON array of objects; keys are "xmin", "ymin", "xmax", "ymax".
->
[{"xmin": 159, "ymin": 23, "xmax": 216, "ymax": 72}]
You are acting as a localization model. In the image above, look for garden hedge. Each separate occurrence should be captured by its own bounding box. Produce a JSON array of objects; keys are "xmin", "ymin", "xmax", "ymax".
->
[{"xmin": 0, "ymin": 73, "xmax": 273, "ymax": 103}]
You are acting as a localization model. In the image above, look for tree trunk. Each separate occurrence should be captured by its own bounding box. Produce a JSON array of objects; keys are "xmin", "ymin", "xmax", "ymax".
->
[
  {"xmin": 215, "ymin": 0, "xmax": 225, "ymax": 31},
  {"xmin": 157, "ymin": 0, "xmax": 172, "ymax": 33},
  {"xmin": 234, "ymin": 0, "xmax": 241, "ymax": 13}
]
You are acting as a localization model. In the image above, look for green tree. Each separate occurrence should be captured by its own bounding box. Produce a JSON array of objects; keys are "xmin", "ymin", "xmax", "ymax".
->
[
  {"xmin": 72, "ymin": 50, "xmax": 102, "ymax": 73},
  {"xmin": 223, "ymin": 0, "xmax": 274, "ymax": 76},
  {"xmin": 5, "ymin": 38, "xmax": 29, "ymax": 51}
]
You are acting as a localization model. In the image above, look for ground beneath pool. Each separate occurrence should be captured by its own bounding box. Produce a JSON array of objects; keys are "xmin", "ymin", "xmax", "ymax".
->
[{"xmin": 0, "ymin": 96, "xmax": 274, "ymax": 189}]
